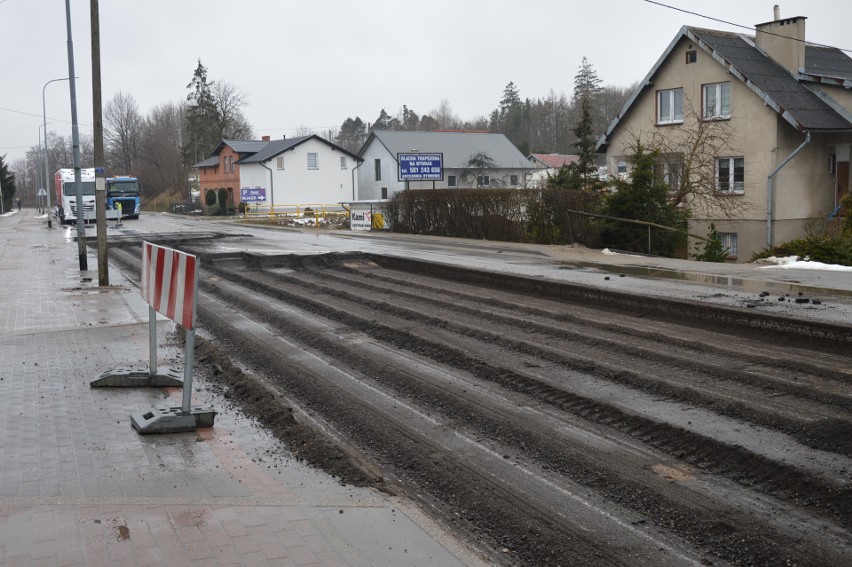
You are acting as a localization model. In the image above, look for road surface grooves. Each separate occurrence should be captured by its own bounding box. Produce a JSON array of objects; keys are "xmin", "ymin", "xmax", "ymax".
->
[{"xmin": 109, "ymin": 243, "xmax": 852, "ymax": 566}]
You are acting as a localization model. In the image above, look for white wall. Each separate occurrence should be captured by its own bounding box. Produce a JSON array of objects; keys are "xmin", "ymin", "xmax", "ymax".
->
[
  {"xmin": 239, "ymin": 138, "xmax": 358, "ymax": 206},
  {"xmin": 357, "ymin": 142, "xmax": 405, "ymax": 200}
]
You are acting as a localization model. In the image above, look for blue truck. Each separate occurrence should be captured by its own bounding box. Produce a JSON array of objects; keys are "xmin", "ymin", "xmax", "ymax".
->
[{"xmin": 106, "ymin": 176, "xmax": 141, "ymax": 219}]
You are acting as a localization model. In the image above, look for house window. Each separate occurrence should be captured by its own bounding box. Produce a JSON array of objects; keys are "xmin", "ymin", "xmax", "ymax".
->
[
  {"xmin": 654, "ymin": 161, "xmax": 683, "ymax": 191},
  {"xmin": 617, "ymin": 161, "xmax": 628, "ymax": 174},
  {"xmin": 447, "ymin": 175, "xmax": 457, "ymax": 188},
  {"xmin": 510, "ymin": 174, "xmax": 519, "ymax": 186},
  {"xmin": 340, "ymin": 156, "xmax": 347, "ymax": 169},
  {"xmin": 276, "ymin": 156, "xmax": 284, "ymax": 170},
  {"xmin": 657, "ymin": 88, "xmax": 683, "ymax": 125},
  {"xmin": 307, "ymin": 153, "xmax": 318, "ymax": 169},
  {"xmin": 703, "ymin": 82, "xmax": 731, "ymax": 119},
  {"xmin": 719, "ymin": 232, "xmax": 738, "ymax": 257},
  {"xmin": 374, "ymin": 159, "xmax": 382, "ymax": 181},
  {"xmin": 686, "ymin": 50, "xmax": 697, "ymax": 64},
  {"xmin": 477, "ymin": 174, "xmax": 490, "ymax": 187},
  {"xmin": 716, "ymin": 157, "xmax": 744, "ymax": 193},
  {"xmin": 381, "ymin": 187, "xmax": 388, "ymax": 199},
  {"xmin": 230, "ymin": 156, "xmax": 234, "ymax": 173}
]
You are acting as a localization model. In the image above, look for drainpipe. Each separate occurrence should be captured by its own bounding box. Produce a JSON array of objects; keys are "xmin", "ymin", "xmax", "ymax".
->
[
  {"xmin": 260, "ymin": 161, "xmax": 274, "ymax": 214},
  {"xmin": 351, "ymin": 159, "xmax": 363, "ymax": 201},
  {"xmin": 767, "ymin": 131, "xmax": 810, "ymax": 248}
]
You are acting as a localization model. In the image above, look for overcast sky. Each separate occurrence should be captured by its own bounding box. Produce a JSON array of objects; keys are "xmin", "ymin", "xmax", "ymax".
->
[{"xmin": 2, "ymin": 0, "xmax": 850, "ymax": 166}]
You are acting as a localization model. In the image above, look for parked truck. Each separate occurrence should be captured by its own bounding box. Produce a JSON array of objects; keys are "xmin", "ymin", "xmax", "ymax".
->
[
  {"xmin": 106, "ymin": 175, "xmax": 141, "ymax": 219},
  {"xmin": 54, "ymin": 168, "xmax": 96, "ymax": 224}
]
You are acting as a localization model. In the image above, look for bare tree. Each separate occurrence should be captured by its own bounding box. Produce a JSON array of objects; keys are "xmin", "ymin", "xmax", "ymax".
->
[
  {"xmin": 104, "ymin": 91, "xmax": 143, "ymax": 173},
  {"xmin": 211, "ymin": 81, "xmax": 254, "ymax": 140},
  {"xmin": 429, "ymin": 99, "xmax": 461, "ymax": 130},
  {"xmin": 138, "ymin": 101, "xmax": 188, "ymax": 198},
  {"xmin": 641, "ymin": 94, "xmax": 750, "ymax": 219}
]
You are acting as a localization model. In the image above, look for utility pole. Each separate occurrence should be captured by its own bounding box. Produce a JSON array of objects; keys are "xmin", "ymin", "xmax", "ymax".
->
[
  {"xmin": 91, "ymin": 0, "xmax": 108, "ymax": 285},
  {"xmin": 65, "ymin": 0, "xmax": 87, "ymax": 271}
]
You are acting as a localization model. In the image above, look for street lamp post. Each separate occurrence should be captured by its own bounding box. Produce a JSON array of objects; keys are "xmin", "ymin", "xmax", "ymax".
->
[{"xmin": 42, "ymin": 77, "xmax": 73, "ymax": 229}]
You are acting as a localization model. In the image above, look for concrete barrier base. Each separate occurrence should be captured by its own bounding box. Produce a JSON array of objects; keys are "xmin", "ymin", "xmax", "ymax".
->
[
  {"xmin": 90, "ymin": 366, "xmax": 184, "ymax": 387},
  {"xmin": 130, "ymin": 405, "xmax": 217, "ymax": 434}
]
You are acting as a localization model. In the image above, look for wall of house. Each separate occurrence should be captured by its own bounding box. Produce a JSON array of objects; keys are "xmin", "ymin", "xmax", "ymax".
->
[
  {"xmin": 813, "ymin": 84, "xmax": 852, "ymax": 114},
  {"xmin": 239, "ymin": 138, "xmax": 358, "ymax": 206},
  {"xmin": 357, "ymin": 143, "xmax": 406, "ymax": 200},
  {"xmin": 199, "ymin": 147, "xmax": 241, "ymax": 210}
]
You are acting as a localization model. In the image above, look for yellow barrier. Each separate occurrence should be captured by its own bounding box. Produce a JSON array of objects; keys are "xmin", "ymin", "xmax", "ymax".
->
[{"xmin": 244, "ymin": 203, "xmax": 349, "ymax": 226}]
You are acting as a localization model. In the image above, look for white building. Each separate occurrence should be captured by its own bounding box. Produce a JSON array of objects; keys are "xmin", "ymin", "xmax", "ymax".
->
[
  {"xmin": 238, "ymin": 135, "xmax": 362, "ymax": 208},
  {"xmin": 357, "ymin": 131, "xmax": 532, "ymax": 200}
]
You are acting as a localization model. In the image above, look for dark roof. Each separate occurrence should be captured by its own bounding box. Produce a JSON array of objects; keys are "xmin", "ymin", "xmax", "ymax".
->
[
  {"xmin": 238, "ymin": 135, "xmax": 362, "ymax": 165},
  {"xmin": 216, "ymin": 139, "xmax": 270, "ymax": 155},
  {"xmin": 688, "ymin": 27, "xmax": 851, "ymax": 131},
  {"xmin": 804, "ymin": 45, "xmax": 852, "ymax": 82},
  {"xmin": 363, "ymin": 131, "xmax": 530, "ymax": 169},
  {"xmin": 192, "ymin": 156, "xmax": 219, "ymax": 168},
  {"xmin": 598, "ymin": 25, "xmax": 852, "ymax": 150}
]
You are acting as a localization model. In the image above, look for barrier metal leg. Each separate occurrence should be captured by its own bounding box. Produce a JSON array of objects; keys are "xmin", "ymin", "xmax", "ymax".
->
[{"xmin": 90, "ymin": 306, "xmax": 183, "ymax": 387}]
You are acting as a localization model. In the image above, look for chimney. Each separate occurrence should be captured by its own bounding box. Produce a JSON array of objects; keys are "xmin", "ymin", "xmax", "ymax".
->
[
  {"xmin": 755, "ymin": 5, "xmax": 807, "ymax": 75},
  {"xmin": 261, "ymin": 135, "xmax": 270, "ymax": 142}
]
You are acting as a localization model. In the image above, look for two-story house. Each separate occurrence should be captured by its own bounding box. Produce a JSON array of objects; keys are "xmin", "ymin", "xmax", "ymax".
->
[
  {"xmin": 237, "ymin": 135, "xmax": 362, "ymax": 209},
  {"xmin": 357, "ymin": 131, "xmax": 532, "ymax": 200},
  {"xmin": 597, "ymin": 7, "xmax": 852, "ymax": 261}
]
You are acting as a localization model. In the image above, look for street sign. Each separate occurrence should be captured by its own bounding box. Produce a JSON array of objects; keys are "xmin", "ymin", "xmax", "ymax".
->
[
  {"xmin": 398, "ymin": 153, "xmax": 443, "ymax": 181},
  {"xmin": 37, "ymin": 188, "xmax": 47, "ymax": 196},
  {"xmin": 95, "ymin": 167, "xmax": 105, "ymax": 174},
  {"xmin": 240, "ymin": 187, "xmax": 267, "ymax": 202}
]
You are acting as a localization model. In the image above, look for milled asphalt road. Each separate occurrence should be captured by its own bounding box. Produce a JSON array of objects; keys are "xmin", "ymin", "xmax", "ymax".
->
[
  {"xmin": 2, "ymin": 209, "xmax": 849, "ymax": 566},
  {"xmin": 0, "ymin": 209, "xmax": 482, "ymax": 567}
]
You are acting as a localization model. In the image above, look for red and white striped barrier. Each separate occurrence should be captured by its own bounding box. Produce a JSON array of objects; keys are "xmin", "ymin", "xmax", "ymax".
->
[{"xmin": 141, "ymin": 241, "xmax": 199, "ymax": 330}]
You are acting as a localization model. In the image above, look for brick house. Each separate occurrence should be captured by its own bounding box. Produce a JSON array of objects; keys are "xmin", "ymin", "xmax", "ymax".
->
[{"xmin": 193, "ymin": 138, "xmax": 271, "ymax": 212}]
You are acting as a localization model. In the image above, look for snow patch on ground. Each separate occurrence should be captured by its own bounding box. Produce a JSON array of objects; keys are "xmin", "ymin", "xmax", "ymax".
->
[{"xmin": 756, "ymin": 256, "xmax": 852, "ymax": 272}]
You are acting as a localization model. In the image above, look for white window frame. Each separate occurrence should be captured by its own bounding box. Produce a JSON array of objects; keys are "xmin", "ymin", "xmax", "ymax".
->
[
  {"xmin": 340, "ymin": 156, "xmax": 347, "ymax": 170},
  {"xmin": 478, "ymin": 174, "xmax": 490, "ymax": 187},
  {"xmin": 719, "ymin": 232, "xmax": 738, "ymax": 257},
  {"xmin": 657, "ymin": 88, "xmax": 684, "ymax": 125},
  {"xmin": 447, "ymin": 175, "xmax": 457, "ymax": 188},
  {"xmin": 276, "ymin": 156, "xmax": 284, "ymax": 170},
  {"xmin": 703, "ymin": 82, "xmax": 731, "ymax": 119},
  {"xmin": 307, "ymin": 153, "xmax": 318, "ymax": 170},
  {"xmin": 716, "ymin": 157, "xmax": 744, "ymax": 194}
]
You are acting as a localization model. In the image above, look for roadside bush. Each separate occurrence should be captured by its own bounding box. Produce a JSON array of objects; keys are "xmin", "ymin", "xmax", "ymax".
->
[
  {"xmin": 217, "ymin": 189, "xmax": 229, "ymax": 215},
  {"xmin": 385, "ymin": 189, "xmax": 526, "ymax": 241},
  {"xmin": 692, "ymin": 224, "xmax": 729, "ymax": 262},
  {"xmin": 751, "ymin": 228, "xmax": 852, "ymax": 266},
  {"xmin": 524, "ymin": 187, "xmax": 603, "ymax": 246}
]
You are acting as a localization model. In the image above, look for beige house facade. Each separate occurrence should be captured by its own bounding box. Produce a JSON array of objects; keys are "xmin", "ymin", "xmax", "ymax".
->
[{"xmin": 597, "ymin": 8, "xmax": 851, "ymax": 261}]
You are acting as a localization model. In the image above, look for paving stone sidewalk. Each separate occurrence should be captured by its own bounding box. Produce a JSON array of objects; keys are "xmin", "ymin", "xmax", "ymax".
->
[{"xmin": 0, "ymin": 211, "xmax": 478, "ymax": 567}]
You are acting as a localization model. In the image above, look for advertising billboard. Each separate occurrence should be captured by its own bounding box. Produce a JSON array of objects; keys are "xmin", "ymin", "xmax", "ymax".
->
[{"xmin": 398, "ymin": 153, "xmax": 443, "ymax": 181}]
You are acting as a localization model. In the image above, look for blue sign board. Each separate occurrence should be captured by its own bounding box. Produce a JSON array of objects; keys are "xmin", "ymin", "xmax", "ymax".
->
[
  {"xmin": 240, "ymin": 187, "xmax": 267, "ymax": 202},
  {"xmin": 398, "ymin": 153, "xmax": 443, "ymax": 181}
]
